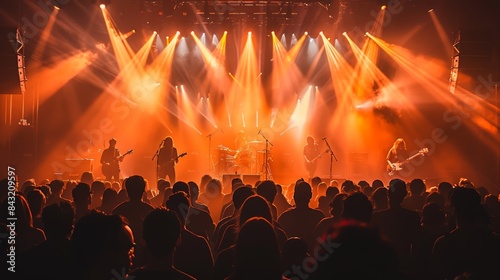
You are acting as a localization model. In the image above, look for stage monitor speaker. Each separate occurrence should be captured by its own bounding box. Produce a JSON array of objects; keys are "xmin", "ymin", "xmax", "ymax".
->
[
  {"xmin": 65, "ymin": 158, "xmax": 94, "ymax": 179},
  {"xmin": 242, "ymin": 174, "xmax": 260, "ymax": 186},
  {"xmin": 222, "ymin": 173, "xmax": 241, "ymax": 194}
]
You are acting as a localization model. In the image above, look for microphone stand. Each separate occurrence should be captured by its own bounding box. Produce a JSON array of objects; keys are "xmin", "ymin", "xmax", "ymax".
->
[
  {"xmin": 258, "ymin": 131, "xmax": 273, "ymax": 180},
  {"xmin": 152, "ymin": 140, "xmax": 164, "ymax": 182},
  {"xmin": 206, "ymin": 128, "xmax": 222, "ymax": 175},
  {"xmin": 323, "ymin": 138, "xmax": 338, "ymax": 182}
]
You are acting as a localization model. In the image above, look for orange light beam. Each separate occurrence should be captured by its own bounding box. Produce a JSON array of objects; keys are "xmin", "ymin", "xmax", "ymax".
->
[
  {"xmin": 270, "ymin": 32, "xmax": 307, "ymax": 107},
  {"xmin": 429, "ymin": 11, "xmax": 454, "ymax": 58},
  {"xmin": 30, "ymin": 51, "xmax": 96, "ymax": 105},
  {"xmin": 32, "ymin": 8, "xmax": 59, "ymax": 66}
]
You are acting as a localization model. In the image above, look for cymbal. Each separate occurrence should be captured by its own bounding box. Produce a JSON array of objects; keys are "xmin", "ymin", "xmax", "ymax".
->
[{"xmin": 248, "ymin": 141, "xmax": 263, "ymax": 144}]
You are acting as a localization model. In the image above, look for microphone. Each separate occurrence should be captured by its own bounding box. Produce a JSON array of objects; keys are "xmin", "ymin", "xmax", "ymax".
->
[
  {"xmin": 258, "ymin": 129, "xmax": 262, "ymax": 135},
  {"xmin": 322, "ymin": 137, "xmax": 326, "ymax": 140}
]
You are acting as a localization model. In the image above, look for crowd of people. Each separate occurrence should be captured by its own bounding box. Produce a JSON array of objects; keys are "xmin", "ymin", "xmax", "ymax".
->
[{"xmin": 1, "ymin": 172, "xmax": 500, "ymax": 279}]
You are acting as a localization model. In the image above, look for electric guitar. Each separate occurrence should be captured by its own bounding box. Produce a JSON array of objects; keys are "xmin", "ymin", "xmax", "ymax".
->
[
  {"xmin": 102, "ymin": 149, "xmax": 133, "ymax": 177},
  {"xmin": 304, "ymin": 149, "xmax": 329, "ymax": 170},
  {"xmin": 387, "ymin": 148, "xmax": 428, "ymax": 176},
  {"xmin": 158, "ymin": 152, "xmax": 187, "ymax": 169}
]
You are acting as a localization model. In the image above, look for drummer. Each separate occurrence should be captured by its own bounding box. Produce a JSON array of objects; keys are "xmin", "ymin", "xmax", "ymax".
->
[
  {"xmin": 234, "ymin": 130, "xmax": 248, "ymax": 151},
  {"xmin": 234, "ymin": 130, "xmax": 252, "ymax": 171}
]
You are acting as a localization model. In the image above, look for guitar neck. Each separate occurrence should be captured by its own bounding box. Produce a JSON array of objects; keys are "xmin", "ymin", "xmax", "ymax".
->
[{"xmin": 406, "ymin": 153, "xmax": 422, "ymax": 161}]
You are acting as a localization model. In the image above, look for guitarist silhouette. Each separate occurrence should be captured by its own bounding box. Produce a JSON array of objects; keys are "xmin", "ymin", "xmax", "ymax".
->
[
  {"xmin": 158, "ymin": 136, "xmax": 179, "ymax": 183},
  {"xmin": 304, "ymin": 136, "xmax": 321, "ymax": 180},
  {"xmin": 100, "ymin": 138, "xmax": 124, "ymax": 181},
  {"xmin": 386, "ymin": 138, "xmax": 409, "ymax": 176}
]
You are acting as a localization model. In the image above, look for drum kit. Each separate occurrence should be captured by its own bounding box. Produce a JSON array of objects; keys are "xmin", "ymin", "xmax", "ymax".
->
[{"xmin": 213, "ymin": 141, "xmax": 272, "ymax": 176}]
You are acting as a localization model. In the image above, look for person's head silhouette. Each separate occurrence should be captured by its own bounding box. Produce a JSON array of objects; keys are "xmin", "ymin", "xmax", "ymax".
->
[
  {"xmin": 388, "ymin": 179, "xmax": 407, "ymax": 206},
  {"xmin": 239, "ymin": 195, "xmax": 273, "ymax": 227},
  {"xmin": 42, "ymin": 201, "xmax": 74, "ymax": 239},
  {"xmin": 165, "ymin": 192, "xmax": 190, "ymax": 226},
  {"xmin": 294, "ymin": 181, "xmax": 312, "ymax": 207},
  {"xmin": 342, "ymin": 192, "xmax": 373, "ymax": 223},
  {"xmin": 142, "ymin": 209, "xmax": 180, "ymax": 258},
  {"xmin": 71, "ymin": 211, "xmax": 135, "ymax": 278},
  {"xmin": 232, "ymin": 218, "xmax": 281, "ymax": 280},
  {"xmin": 125, "ymin": 175, "xmax": 146, "ymax": 201},
  {"xmin": 257, "ymin": 180, "xmax": 277, "ymax": 204}
]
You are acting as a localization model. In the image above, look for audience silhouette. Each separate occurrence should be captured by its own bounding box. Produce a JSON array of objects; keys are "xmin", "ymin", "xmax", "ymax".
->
[
  {"xmin": 98, "ymin": 187, "xmax": 118, "ymax": 214},
  {"xmin": 431, "ymin": 187, "xmax": 500, "ymax": 279},
  {"xmin": 228, "ymin": 218, "xmax": 282, "ymax": 280},
  {"xmin": 70, "ymin": 210, "xmax": 135, "ymax": 280},
  {"xmin": 171, "ymin": 181, "xmax": 215, "ymax": 241},
  {"xmin": 213, "ymin": 186, "xmax": 254, "ymax": 253},
  {"xmin": 278, "ymin": 181, "xmax": 325, "ymax": 249},
  {"xmin": 72, "ymin": 182, "xmax": 92, "ymax": 222},
  {"xmin": 371, "ymin": 178, "xmax": 421, "ymax": 275},
  {"xmin": 1, "ymin": 194, "xmax": 46, "ymax": 252},
  {"xmin": 129, "ymin": 208, "xmax": 195, "ymax": 279},
  {"xmin": 311, "ymin": 220, "xmax": 401, "ymax": 280},
  {"xmin": 3, "ymin": 169, "xmax": 500, "ymax": 280},
  {"xmin": 113, "ymin": 175, "xmax": 154, "ymax": 256},
  {"xmin": 166, "ymin": 192, "xmax": 214, "ymax": 280},
  {"xmin": 46, "ymin": 179, "xmax": 72, "ymax": 206},
  {"xmin": 274, "ymin": 184, "xmax": 292, "ymax": 216},
  {"xmin": 26, "ymin": 188, "xmax": 46, "ymax": 230},
  {"xmin": 18, "ymin": 201, "xmax": 74, "ymax": 279}
]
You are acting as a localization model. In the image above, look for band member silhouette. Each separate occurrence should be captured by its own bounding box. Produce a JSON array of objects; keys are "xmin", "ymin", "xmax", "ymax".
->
[
  {"xmin": 158, "ymin": 136, "xmax": 179, "ymax": 183},
  {"xmin": 232, "ymin": 130, "xmax": 252, "ymax": 172},
  {"xmin": 386, "ymin": 138, "xmax": 409, "ymax": 174},
  {"xmin": 100, "ymin": 138, "xmax": 122, "ymax": 181},
  {"xmin": 303, "ymin": 136, "xmax": 320, "ymax": 179}
]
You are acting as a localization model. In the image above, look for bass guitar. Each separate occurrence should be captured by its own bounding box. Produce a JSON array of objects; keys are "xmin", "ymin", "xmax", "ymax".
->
[
  {"xmin": 102, "ymin": 149, "xmax": 133, "ymax": 177},
  {"xmin": 387, "ymin": 148, "xmax": 428, "ymax": 176},
  {"xmin": 304, "ymin": 149, "xmax": 329, "ymax": 170},
  {"xmin": 158, "ymin": 152, "xmax": 187, "ymax": 169}
]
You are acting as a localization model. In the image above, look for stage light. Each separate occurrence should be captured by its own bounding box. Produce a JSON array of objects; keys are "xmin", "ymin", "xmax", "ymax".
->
[
  {"xmin": 100, "ymin": 4, "xmax": 106, "ymax": 10},
  {"xmin": 248, "ymin": 31, "xmax": 252, "ymax": 36},
  {"xmin": 342, "ymin": 31, "xmax": 347, "ymax": 36},
  {"xmin": 381, "ymin": 5, "xmax": 386, "ymax": 10},
  {"xmin": 428, "ymin": 9, "xmax": 434, "ymax": 13},
  {"xmin": 153, "ymin": 31, "xmax": 157, "ymax": 35},
  {"xmin": 304, "ymin": 31, "xmax": 308, "ymax": 36},
  {"xmin": 122, "ymin": 30, "xmax": 136, "ymax": 39},
  {"xmin": 191, "ymin": 31, "xmax": 195, "ymax": 35},
  {"xmin": 319, "ymin": 31, "xmax": 323, "ymax": 35},
  {"xmin": 224, "ymin": 31, "xmax": 227, "ymax": 34},
  {"xmin": 54, "ymin": 5, "xmax": 60, "ymax": 10}
]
